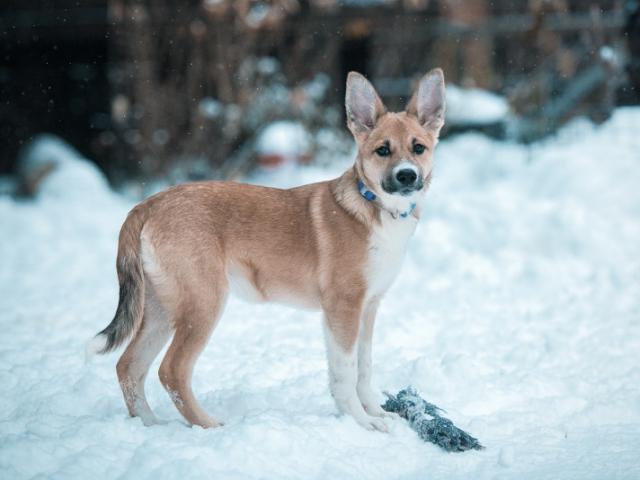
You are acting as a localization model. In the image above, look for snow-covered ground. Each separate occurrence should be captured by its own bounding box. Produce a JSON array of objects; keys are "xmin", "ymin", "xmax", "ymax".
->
[{"xmin": 1, "ymin": 109, "xmax": 639, "ymax": 479}]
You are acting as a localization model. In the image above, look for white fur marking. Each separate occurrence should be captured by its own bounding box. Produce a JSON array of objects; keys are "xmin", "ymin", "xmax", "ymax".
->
[
  {"xmin": 365, "ymin": 214, "xmax": 416, "ymax": 298},
  {"xmin": 323, "ymin": 322, "xmax": 389, "ymax": 431},
  {"xmin": 393, "ymin": 161, "xmax": 419, "ymax": 177},
  {"xmin": 227, "ymin": 264, "xmax": 319, "ymax": 310},
  {"xmin": 356, "ymin": 318, "xmax": 388, "ymax": 417},
  {"xmin": 376, "ymin": 186, "xmax": 422, "ymax": 218},
  {"xmin": 227, "ymin": 266, "xmax": 264, "ymax": 303},
  {"xmin": 140, "ymin": 231, "xmax": 164, "ymax": 282},
  {"xmin": 84, "ymin": 334, "xmax": 107, "ymax": 363}
]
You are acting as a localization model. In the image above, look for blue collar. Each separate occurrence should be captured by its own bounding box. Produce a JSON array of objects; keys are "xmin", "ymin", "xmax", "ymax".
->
[
  {"xmin": 357, "ymin": 179, "xmax": 377, "ymax": 202},
  {"xmin": 357, "ymin": 179, "xmax": 417, "ymax": 219}
]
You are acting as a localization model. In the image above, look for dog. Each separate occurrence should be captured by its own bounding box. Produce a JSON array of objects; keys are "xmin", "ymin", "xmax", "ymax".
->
[{"xmin": 88, "ymin": 69, "xmax": 445, "ymax": 431}]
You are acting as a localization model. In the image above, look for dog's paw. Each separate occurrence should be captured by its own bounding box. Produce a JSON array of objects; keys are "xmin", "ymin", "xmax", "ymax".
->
[
  {"xmin": 362, "ymin": 401, "xmax": 399, "ymax": 420},
  {"xmin": 357, "ymin": 416, "xmax": 389, "ymax": 433},
  {"xmin": 378, "ymin": 410, "xmax": 400, "ymax": 420}
]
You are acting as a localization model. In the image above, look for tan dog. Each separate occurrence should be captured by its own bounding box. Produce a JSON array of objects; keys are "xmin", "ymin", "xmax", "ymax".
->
[{"xmin": 88, "ymin": 69, "xmax": 446, "ymax": 431}]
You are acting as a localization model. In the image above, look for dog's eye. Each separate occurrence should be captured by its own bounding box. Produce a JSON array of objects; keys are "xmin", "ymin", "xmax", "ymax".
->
[
  {"xmin": 413, "ymin": 144, "xmax": 426, "ymax": 155},
  {"xmin": 375, "ymin": 145, "xmax": 391, "ymax": 157}
]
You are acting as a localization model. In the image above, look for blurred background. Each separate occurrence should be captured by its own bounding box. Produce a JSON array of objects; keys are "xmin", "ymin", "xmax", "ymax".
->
[
  {"xmin": 1, "ymin": 0, "xmax": 639, "ymax": 193},
  {"xmin": 2, "ymin": 4, "xmax": 640, "ymax": 476}
]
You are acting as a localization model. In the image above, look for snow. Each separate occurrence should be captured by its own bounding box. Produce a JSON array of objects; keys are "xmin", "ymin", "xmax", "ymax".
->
[
  {"xmin": 198, "ymin": 98, "xmax": 223, "ymax": 119},
  {"xmin": 1, "ymin": 109, "xmax": 640, "ymax": 479},
  {"xmin": 17, "ymin": 134, "xmax": 114, "ymax": 202},
  {"xmin": 446, "ymin": 84, "xmax": 510, "ymax": 125},
  {"xmin": 255, "ymin": 120, "xmax": 311, "ymax": 158}
]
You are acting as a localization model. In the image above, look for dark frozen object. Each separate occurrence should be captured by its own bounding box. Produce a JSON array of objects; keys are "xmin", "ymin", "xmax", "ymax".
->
[{"xmin": 381, "ymin": 387, "xmax": 484, "ymax": 452}]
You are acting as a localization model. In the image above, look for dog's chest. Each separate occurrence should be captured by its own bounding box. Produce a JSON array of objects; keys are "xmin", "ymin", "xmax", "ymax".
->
[{"xmin": 365, "ymin": 215, "xmax": 417, "ymax": 297}]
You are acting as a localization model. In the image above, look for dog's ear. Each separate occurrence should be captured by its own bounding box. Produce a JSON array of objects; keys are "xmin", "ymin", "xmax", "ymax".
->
[
  {"xmin": 406, "ymin": 68, "xmax": 446, "ymax": 135},
  {"xmin": 345, "ymin": 72, "xmax": 386, "ymax": 135}
]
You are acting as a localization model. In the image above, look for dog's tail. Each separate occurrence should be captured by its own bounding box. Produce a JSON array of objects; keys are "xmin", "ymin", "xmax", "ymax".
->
[{"xmin": 86, "ymin": 205, "xmax": 148, "ymax": 361}]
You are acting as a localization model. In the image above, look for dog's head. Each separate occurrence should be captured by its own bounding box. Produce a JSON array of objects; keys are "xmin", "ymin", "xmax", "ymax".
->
[{"xmin": 345, "ymin": 69, "xmax": 445, "ymax": 213}]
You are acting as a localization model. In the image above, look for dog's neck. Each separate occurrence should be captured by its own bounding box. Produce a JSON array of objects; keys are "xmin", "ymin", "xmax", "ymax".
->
[
  {"xmin": 330, "ymin": 166, "xmax": 420, "ymax": 226},
  {"xmin": 356, "ymin": 178, "xmax": 417, "ymax": 219}
]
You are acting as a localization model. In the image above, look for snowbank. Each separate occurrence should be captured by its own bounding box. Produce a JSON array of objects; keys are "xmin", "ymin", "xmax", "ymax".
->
[
  {"xmin": 1, "ymin": 110, "xmax": 639, "ymax": 479},
  {"xmin": 17, "ymin": 134, "xmax": 113, "ymax": 202},
  {"xmin": 255, "ymin": 120, "xmax": 312, "ymax": 169},
  {"xmin": 445, "ymin": 84, "xmax": 510, "ymax": 125}
]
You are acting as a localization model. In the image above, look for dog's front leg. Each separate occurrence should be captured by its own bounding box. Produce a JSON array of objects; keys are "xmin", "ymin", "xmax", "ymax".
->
[
  {"xmin": 356, "ymin": 298, "xmax": 398, "ymax": 419},
  {"xmin": 323, "ymin": 297, "xmax": 389, "ymax": 432}
]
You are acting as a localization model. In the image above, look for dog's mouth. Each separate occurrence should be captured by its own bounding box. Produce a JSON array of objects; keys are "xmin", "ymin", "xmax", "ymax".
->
[{"xmin": 381, "ymin": 177, "xmax": 424, "ymax": 196}]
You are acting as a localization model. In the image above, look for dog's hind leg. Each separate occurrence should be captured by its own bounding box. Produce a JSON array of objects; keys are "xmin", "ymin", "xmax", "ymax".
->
[
  {"xmin": 116, "ymin": 283, "xmax": 172, "ymax": 425},
  {"xmin": 158, "ymin": 270, "xmax": 228, "ymax": 429}
]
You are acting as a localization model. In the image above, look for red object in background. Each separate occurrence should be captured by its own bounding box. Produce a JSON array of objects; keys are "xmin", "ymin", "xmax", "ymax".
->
[{"xmin": 258, "ymin": 153, "xmax": 287, "ymax": 168}]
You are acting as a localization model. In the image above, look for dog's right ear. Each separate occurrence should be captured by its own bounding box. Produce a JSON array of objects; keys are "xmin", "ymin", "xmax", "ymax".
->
[{"xmin": 345, "ymin": 72, "xmax": 386, "ymax": 136}]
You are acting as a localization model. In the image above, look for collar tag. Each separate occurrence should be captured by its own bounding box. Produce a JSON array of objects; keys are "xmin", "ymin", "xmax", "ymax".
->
[{"xmin": 400, "ymin": 203, "xmax": 417, "ymax": 218}]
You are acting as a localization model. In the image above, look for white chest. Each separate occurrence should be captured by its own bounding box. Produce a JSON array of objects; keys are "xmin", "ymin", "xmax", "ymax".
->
[{"xmin": 365, "ymin": 214, "xmax": 417, "ymax": 298}]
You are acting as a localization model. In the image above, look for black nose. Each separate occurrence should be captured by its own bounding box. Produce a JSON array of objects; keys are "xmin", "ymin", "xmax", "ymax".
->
[{"xmin": 396, "ymin": 168, "xmax": 417, "ymax": 186}]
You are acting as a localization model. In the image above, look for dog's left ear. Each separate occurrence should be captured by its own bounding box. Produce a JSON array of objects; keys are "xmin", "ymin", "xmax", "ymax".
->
[{"xmin": 406, "ymin": 68, "xmax": 446, "ymax": 135}]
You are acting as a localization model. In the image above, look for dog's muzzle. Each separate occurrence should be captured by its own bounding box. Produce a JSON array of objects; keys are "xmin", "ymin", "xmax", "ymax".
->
[{"xmin": 382, "ymin": 164, "xmax": 424, "ymax": 196}]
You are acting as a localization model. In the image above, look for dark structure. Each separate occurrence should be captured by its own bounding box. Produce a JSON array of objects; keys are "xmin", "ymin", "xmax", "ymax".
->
[
  {"xmin": 0, "ymin": 0, "xmax": 635, "ymax": 181},
  {"xmin": 0, "ymin": 1, "xmax": 110, "ymax": 174}
]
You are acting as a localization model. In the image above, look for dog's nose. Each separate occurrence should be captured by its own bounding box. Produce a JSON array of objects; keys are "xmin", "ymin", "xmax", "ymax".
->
[{"xmin": 395, "ymin": 168, "xmax": 418, "ymax": 186}]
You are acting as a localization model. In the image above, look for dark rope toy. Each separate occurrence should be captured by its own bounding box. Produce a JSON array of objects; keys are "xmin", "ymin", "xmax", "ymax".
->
[{"xmin": 381, "ymin": 387, "xmax": 484, "ymax": 452}]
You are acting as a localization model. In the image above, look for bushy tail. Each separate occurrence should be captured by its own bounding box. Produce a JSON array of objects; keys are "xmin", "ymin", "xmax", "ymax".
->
[{"xmin": 86, "ymin": 206, "xmax": 148, "ymax": 359}]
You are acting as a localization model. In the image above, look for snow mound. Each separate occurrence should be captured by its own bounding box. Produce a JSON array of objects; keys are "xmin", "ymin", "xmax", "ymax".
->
[
  {"xmin": 1, "ymin": 109, "xmax": 639, "ymax": 479},
  {"xmin": 19, "ymin": 134, "xmax": 113, "ymax": 201},
  {"xmin": 255, "ymin": 121, "xmax": 311, "ymax": 158},
  {"xmin": 446, "ymin": 84, "xmax": 510, "ymax": 125}
]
